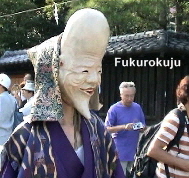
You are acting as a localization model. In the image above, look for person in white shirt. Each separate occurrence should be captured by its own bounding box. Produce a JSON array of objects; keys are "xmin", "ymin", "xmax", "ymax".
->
[
  {"xmin": 0, "ymin": 74, "xmax": 16, "ymax": 145},
  {"xmin": 19, "ymin": 81, "xmax": 34, "ymax": 119}
]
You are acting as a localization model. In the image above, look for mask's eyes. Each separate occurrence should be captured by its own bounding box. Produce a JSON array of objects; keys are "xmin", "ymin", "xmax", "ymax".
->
[
  {"xmin": 98, "ymin": 70, "xmax": 102, "ymax": 74},
  {"xmin": 82, "ymin": 70, "xmax": 88, "ymax": 73}
]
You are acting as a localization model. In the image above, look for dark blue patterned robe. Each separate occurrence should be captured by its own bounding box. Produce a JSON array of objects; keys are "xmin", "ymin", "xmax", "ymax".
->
[{"xmin": 1, "ymin": 113, "xmax": 125, "ymax": 178}]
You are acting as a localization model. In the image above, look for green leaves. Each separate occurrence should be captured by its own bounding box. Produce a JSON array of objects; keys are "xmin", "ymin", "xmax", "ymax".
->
[
  {"xmin": 0, "ymin": 0, "xmax": 189, "ymax": 56},
  {"xmin": 67, "ymin": 0, "xmax": 189, "ymax": 35},
  {"xmin": 0, "ymin": 0, "xmax": 68, "ymax": 55}
]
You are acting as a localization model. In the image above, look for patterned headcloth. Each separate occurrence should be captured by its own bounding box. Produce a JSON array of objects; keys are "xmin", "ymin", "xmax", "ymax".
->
[
  {"xmin": 27, "ymin": 8, "xmax": 109, "ymax": 121},
  {"xmin": 27, "ymin": 34, "xmax": 63, "ymax": 121}
]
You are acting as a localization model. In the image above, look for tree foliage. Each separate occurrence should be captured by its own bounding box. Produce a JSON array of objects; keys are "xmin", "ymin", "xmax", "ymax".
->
[
  {"xmin": 67, "ymin": 0, "xmax": 189, "ymax": 35},
  {"xmin": 0, "ymin": 0, "xmax": 189, "ymax": 55},
  {"xmin": 0, "ymin": 0, "xmax": 68, "ymax": 55}
]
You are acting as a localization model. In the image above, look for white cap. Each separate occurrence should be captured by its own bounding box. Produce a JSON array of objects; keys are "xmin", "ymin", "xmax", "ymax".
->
[
  {"xmin": 0, "ymin": 73, "xmax": 11, "ymax": 89},
  {"xmin": 22, "ymin": 81, "xmax": 35, "ymax": 91}
]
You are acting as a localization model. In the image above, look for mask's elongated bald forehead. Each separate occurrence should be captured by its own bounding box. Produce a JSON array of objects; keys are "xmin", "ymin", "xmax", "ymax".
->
[
  {"xmin": 61, "ymin": 8, "xmax": 110, "ymax": 57},
  {"xmin": 59, "ymin": 8, "xmax": 110, "ymax": 119}
]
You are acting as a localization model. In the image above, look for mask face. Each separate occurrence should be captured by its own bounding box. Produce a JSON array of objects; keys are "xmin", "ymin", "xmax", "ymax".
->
[
  {"xmin": 57, "ymin": 8, "xmax": 110, "ymax": 119},
  {"xmin": 58, "ymin": 53, "xmax": 102, "ymax": 119}
]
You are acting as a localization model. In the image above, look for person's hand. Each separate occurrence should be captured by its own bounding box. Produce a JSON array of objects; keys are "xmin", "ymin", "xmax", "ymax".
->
[
  {"xmin": 124, "ymin": 123, "xmax": 134, "ymax": 130},
  {"xmin": 14, "ymin": 93, "xmax": 21, "ymax": 100},
  {"xmin": 14, "ymin": 93, "xmax": 22, "ymax": 107},
  {"xmin": 140, "ymin": 125, "xmax": 146, "ymax": 132}
]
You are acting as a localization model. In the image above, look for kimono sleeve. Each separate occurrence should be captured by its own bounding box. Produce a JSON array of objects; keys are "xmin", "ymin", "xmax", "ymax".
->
[{"xmin": 1, "ymin": 159, "xmax": 18, "ymax": 178}]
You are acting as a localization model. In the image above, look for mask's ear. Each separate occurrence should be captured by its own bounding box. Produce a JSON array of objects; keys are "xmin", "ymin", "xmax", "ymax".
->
[{"xmin": 89, "ymin": 86, "xmax": 103, "ymax": 111}]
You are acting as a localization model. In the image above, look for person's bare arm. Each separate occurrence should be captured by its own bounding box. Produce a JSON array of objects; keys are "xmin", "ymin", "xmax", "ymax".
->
[
  {"xmin": 147, "ymin": 138, "xmax": 189, "ymax": 171},
  {"xmin": 106, "ymin": 123, "xmax": 134, "ymax": 133}
]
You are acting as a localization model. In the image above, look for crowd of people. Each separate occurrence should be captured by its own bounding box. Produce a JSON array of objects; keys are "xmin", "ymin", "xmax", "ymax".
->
[
  {"xmin": 0, "ymin": 8, "xmax": 189, "ymax": 178},
  {"xmin": 0, "ymin": 73, "xmax": 35, "ymax": 145}
]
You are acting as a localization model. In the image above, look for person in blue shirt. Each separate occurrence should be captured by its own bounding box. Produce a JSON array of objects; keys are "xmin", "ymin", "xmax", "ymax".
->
[{"xmin": 105, "ymin": 82, "xmax": 146, "ymax": 176}]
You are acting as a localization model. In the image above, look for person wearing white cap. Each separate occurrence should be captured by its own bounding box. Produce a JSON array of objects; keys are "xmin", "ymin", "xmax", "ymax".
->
[
  {"xmin": 19, "ymin": 80, "xmax": 35, "ymax": 119},
  {"xmin": 0, "ymin": 73, "xmax": 16, "ymax": 145}
]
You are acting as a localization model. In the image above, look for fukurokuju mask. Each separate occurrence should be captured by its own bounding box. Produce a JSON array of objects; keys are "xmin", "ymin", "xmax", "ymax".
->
[
  {"xmin": 58, "ymin": 9, "xmax": 110, "ymax": 119},
  {"xmin": 27, "ymin": 8, "xmax": 110, "ymax": 121}
]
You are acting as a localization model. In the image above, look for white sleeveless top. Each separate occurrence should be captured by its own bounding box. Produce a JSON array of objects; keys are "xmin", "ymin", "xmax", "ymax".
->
[{"xmin": 75, "ymin": 145, "xmax": 84, "ymax": 165}]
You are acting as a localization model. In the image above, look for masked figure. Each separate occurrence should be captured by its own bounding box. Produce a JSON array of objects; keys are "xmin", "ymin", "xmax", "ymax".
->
[{"xmin": 1, "ymin": 9, "xmax": 125, "ymax": 178}]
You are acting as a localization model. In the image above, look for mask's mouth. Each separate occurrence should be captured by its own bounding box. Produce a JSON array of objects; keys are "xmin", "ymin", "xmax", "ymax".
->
[{"xmin": 80, "ymin": 88, "xmax": 95, "ymax": 96}]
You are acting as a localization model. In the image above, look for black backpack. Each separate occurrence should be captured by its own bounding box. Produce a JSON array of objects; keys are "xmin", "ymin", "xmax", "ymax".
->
[{"xmin": 129, "ymin": 108, "xmax": 187, "ymax": 178}]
